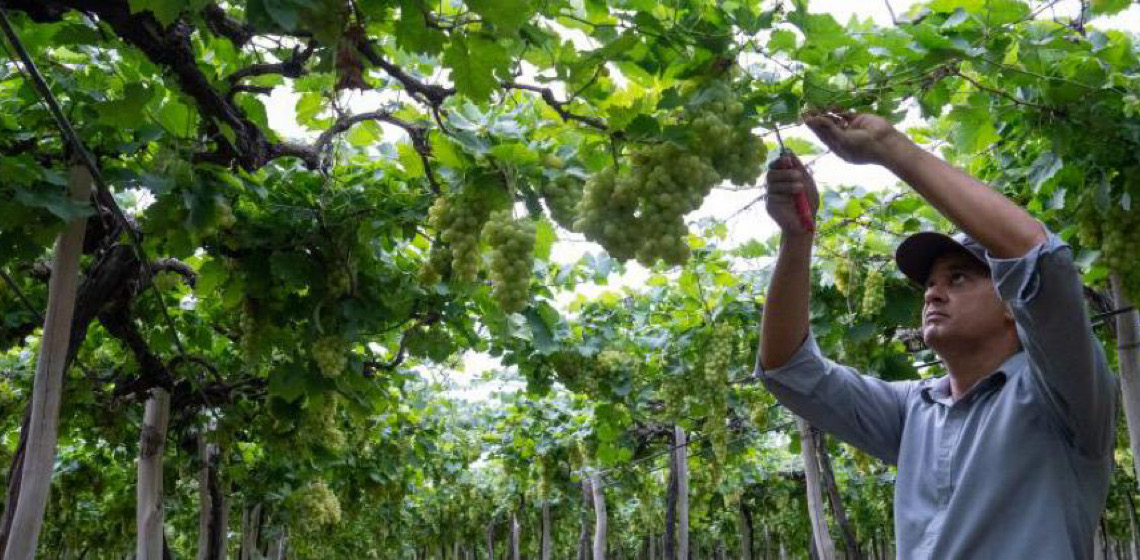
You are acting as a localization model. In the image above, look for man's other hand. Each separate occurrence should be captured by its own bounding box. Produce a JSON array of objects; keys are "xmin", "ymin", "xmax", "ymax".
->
[{"xmin": 802, "ymin": 111, "xmax": 908, "ymax": 165}]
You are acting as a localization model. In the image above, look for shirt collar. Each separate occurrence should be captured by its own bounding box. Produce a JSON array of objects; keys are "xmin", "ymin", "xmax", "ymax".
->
[{"xmin": 920, "ymin": 351, "xmax": 1025, "ymax": 406}]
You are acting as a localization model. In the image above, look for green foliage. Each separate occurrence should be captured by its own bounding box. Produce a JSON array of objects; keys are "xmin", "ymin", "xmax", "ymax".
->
[{"xmin": 3, "ymin": 0, "xmax": 1140, "ymax": 557}]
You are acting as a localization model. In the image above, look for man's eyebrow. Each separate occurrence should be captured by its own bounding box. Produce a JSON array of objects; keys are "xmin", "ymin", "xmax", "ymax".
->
[{"xmin": 933, "ymin": 261, "xmax": 986, "ymax": 275}]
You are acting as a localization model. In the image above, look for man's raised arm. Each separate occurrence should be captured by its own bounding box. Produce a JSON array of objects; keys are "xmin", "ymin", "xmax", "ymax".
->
[
  {"xmin": 759, "ymin": 154, "xmax": 818, "ymax": 369},
  {"xmin": 802, "ymin": 112, "xmax": 1046, "ymax": 257},
  {"xmin": 756, "ymin": 153, "xmax": 912, "ymax": 463}
]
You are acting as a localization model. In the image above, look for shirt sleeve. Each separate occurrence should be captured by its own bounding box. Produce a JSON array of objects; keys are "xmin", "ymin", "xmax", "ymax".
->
[
  {"xmin": 756, "ymin": 332, "xmax": 913, "ymax": 464},
  {"xmin": 987, "ymin": 231, "xmax": 1117, "ymax": 457}
]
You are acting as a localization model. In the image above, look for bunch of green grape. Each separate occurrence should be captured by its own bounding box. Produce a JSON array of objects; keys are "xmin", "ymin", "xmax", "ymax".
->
[
  {"xmin": 312, "ymin": 335, "xmax": 347, "ymax": 378},
  {"xmin": 703, "ymin": 324, "xmax": 735, "ymax": 384},
  {"xmin": 702, "ymin": 324, "xmax": 735, "ymax": 471},
  {"xmin": 575, "ymin": 144, "xmax": 719, "ymax": 266},
  {"xmin": 328, "ymin": 265, "xmax": 353, "ymax": 297},
  {"xmin": 1101, "ymin": 206, "xmax": 1140, "ymax": 302},
  {"xmin": 660, "ymin": 376, "xmax": 690, "ymax": 421},
  {"xmin": 861, "ymin": 269, "xmax": 886, "ymax": 316},
  {"xmin": 748, "ymin": 399, "xmax": 769, "ymax": 430},
  {"xmin": 549, "ymin": 351, "xmax": 600, "ymax": 394},
  {"xmin": 300, "ymin": 396, "xmax": 346, "ymax": 453},
  {"xmin": 572, "ymin": 82, "xmax": 767, "ymax": 267},
  {"xmin": 834, "ymin": 259, "xmax": 852, "ymax": 295},
  {"xmin": 704, "ymin": 392, "xmax": 728, "ymax": 474},
  {"xmin": 1074, "ymin": 201, "xmax": 1102, "ymax": 248},
  {"xmin": 549, "ymin": 348, "xmax": 629, "ymax": 395},
  {"xmin": 573, "ymin": 168, "xmax": 641, "ymax": 261},
  {"xmin": 291, "ymin": 479, "xmax": 342, "ymax": 528},
  {"xmin": 536, "ymin": 454, "xmax": 556, "ymax": 499},
  {"xmin": 540, "ymin": 175, "xmax": 584, "ymax": 231},
  {"xmin": 239, "ymin": 300, "xmax": 263, "ymax": 362},
  {"xmin": 425, "ymin": 189, "xmax": 496, "ymax": 282},
  {"xmin": 483, "ymin": 211, "xmax": 537, "ymax": 313},
  {"xmin": 690, "ymin": 93, "xmax": 767, "ymax": 186},
  {"xmin": 418, "ymin": 243, "xmax": 453, "ymax": 285}
]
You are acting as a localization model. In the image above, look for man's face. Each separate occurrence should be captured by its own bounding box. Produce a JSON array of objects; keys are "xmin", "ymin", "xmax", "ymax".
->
[{"xmin": 921, "ymin": 251, "xmax": 1013, "ymax": 349}]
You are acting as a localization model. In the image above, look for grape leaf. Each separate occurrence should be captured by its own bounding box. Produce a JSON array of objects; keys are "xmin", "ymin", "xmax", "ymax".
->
[
  {"xmin": 444, "ymin": 34, "xmax": 511, "ymax": 102},
  {"xmin": 466, "ymin": 0, "xmax": 533, "ymax": 34}
]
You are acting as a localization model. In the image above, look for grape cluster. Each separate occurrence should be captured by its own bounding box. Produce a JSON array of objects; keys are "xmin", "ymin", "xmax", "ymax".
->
[
  {"xmin": 834, "ymin": 259, "xmax": 852, "ymax": 295},
  {"xmin": 300, "ymin": 396, "xmax": 346, "ymax": 453},
  {"xmin": 702, "ymin": 324, "xmax": 734, "ymax": 471},
  {"xmin": 549, "ymin": 348, "xmax": 630, "ymax": 396},
  {"xmin": 1101, "ymin": 206, "xmax": 1140, "ymax": 303},
  {"xmin": 425, "ymin": 190, "xmax": 495, "ymax": 282},
  {"xmin": 748, "ymin": 399, "xmax": 769, "ymax": 430},
  {"xmin": 540, "ymin": 176, "xmax": 583, "ymax": 230},
  {"xmin": 291, "ymin": 480, "xmax": 342, "ymax": 528},
  {"xmin": 703, "ymin": 324, "xmax": 735, "ymax": 385},
  {"xmin": 239, "ymin": 300, "xmax": 263, "ymax": 362},
  {"xmin": 537, "ymin": 455, "xmax": 556, "ymax": 499},
  {"xmin": 312, "ymin": 336, "xmax": 347, "ymax": 378},
  {"xmin": 482, "ymin": 211, "xmax": 537, "ymax": 313},
  {"xmin": 691, "ymin": 98, "xmax": 767, "ymax": 186},
  {"xmin": 1075, "ymin": 201, "xmax": 1102, "ymax": 247},
  {"xmin": 575, "ymin": 144, "xmax": 719, "ymax": 266},
  {"xmin": 861, "ymin": 269, "xmax": 885, "ymax": 316},
  {"xmin": 419, "ymin": 244, "xmax": 452, "ymax": 285},
  {"xmin": 328, "ymin": 266, "xmax": 352, "ymax": 297},
  {"xmin": 571, "ymin": 83, "xmax": 767, "ymax": 267}
]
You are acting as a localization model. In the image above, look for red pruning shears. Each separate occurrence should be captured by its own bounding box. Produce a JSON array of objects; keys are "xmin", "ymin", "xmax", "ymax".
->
[{"xmin": 774, "ymin": 126, "xmax": 815, "ymax": 233}]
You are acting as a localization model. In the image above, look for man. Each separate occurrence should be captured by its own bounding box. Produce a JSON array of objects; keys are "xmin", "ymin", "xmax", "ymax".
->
[{"xmin": 756, "ymin": 112, "xmax": 1118, "ymax": 559}]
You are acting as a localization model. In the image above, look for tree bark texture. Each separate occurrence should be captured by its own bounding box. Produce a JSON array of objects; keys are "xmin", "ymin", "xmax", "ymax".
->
[
  {"xmin": 797, "ymin": 417, "xmax": 836, "ymax": 560},
  {"xmin": 3, "ymin": 165, "xmax": 92, "ymax": 560},
  {"xmin": 137, "ymin": 388, "xmax": 171, "ymax": 560}
]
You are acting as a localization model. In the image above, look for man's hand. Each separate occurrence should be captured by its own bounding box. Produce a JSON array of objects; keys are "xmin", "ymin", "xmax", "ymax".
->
[
  {"xmin": 765, "ymin": 152, "xmax": 820, "ymax": 237},
  {"xmin": 802, "ymin": 111, "xmax": 909, "ymax": 165}
]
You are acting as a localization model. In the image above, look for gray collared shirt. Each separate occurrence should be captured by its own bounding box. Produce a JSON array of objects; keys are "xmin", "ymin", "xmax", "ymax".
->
[{"xmin": 758, "ymin": 233, "xmax": 1117, "ymax": 560}]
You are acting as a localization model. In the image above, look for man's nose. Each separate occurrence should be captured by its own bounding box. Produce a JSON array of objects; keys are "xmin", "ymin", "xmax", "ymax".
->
[{"xmin": 924, "ymin": 282, "xmax": 947, "ymax": 305}]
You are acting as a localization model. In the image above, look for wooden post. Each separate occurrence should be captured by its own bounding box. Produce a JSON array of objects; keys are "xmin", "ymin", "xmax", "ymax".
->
[
  {"xmin": 591, "ymin": 471, "xmax": 607, "ymax": 560},
  {"xmin": 137, "ymin": 388, "xmax": 171, "ymax": 560},
  {"xmin": 673, "ymin": 427, "xmax": 689, "ymax": 560},
  {"xmin": 797, "ymin": 417, "xmax": 835, "ymax": 560},
  {"xmin": 3, "ymin": 165, "xmax": 92, "ymax": 560}
]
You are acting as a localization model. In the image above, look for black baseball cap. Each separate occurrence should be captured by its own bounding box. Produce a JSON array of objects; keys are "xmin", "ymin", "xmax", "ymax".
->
[{"xmin": 895, "ymin": 231, "xmax": 989, "ymax": 286}]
